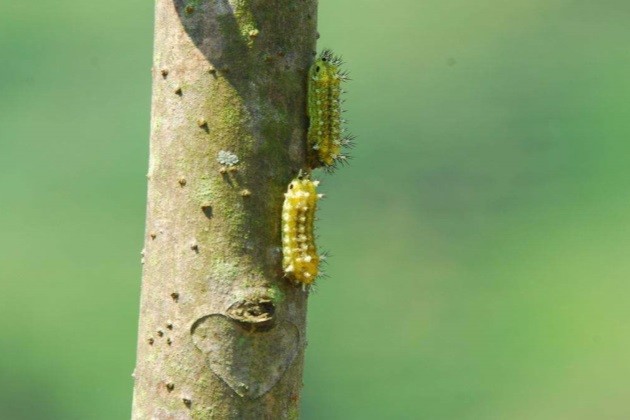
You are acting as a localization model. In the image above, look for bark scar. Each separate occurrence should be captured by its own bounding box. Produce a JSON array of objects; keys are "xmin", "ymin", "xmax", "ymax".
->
[{"xmin": 190, "ymin": 314, "xmax": 299, "ymax": 399}]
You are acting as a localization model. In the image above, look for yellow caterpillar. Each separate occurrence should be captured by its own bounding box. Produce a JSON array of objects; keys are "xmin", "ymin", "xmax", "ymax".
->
[
  {"xmin": 281, "ymin": 176, "xmax": 322, "ymax": 285},
  {"xmin": 307, "ymin": 49, "xmax": 353, "ymax": 169}
]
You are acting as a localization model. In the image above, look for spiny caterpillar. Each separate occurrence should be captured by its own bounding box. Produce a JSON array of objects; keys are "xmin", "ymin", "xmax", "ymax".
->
[
  {"xmin": 281, "ymin": 176, "xmax": 323, "ymax": 285},
  {"xmin": 307, "ymin": 49, "xmax": 353, "ymax": 170}
]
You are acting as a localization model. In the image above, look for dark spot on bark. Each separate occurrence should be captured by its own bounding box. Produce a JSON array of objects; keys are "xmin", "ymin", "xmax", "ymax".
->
[
  {"xmin": 182, "ymin": 398, "xmax": 192, "ymax": 408},
  {"xmin": 166, "ymin": 383, "xmax": 175, "ymax": 392},
  {"xmin": 157, "ymin": 330, "xmax": 164, "ymax": 337},
  {"xmin": 161, "ymin": 68, "xmax": 169, "ymax": 78},
  {"xmin": 148, "ymin": 337, "xmax": 154, "ymax": 345},
  {"xmin": 178, "ymin": 178, "xmax": 187, "ymax": 187},
  {"xmin": 174, "ymin": 87, "xmax": 183, "ymax": 96},
  {"xmin": 201, "ymin": 204, "xmax": 213, "ymax": 219},
  {"xmin": 171, "ymin": 292, "xmax": 180, "ymax": 302}
]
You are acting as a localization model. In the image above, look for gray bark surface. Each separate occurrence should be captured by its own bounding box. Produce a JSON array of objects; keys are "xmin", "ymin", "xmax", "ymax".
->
[{"xmin": 132, "ymin": 0, "xmax": 318, "ymax": 418}]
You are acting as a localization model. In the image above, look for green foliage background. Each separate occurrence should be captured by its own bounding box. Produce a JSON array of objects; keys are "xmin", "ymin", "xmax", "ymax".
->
[{"xmin": 2, "ymin": 1, "xmax": 629, "ymax": 418}]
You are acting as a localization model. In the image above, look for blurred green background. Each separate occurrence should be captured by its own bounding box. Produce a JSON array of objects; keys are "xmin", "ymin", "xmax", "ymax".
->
[{"xmin": 2, "ymin": 1, "xmax": 630, "ymax": 418}]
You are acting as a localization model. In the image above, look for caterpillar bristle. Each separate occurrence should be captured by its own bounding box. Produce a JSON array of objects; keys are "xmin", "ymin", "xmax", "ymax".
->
[
  {"xmin": 317, "ymin": 271, "xmax": 330, "ymax": 280},
  {"xmin": 323, "ymin": 165, "xmax": 337, "ymax": 174},
  {"xmin": 335, "ymin": 155, "xmax": 351, "ymax": 166},
  {"xmin": 341, "ymin": 138, "xmax": 356, "ymax": 148},
  {"xmin": 308, "ymin": 282, "xmax": 319, "ymax": 294}
]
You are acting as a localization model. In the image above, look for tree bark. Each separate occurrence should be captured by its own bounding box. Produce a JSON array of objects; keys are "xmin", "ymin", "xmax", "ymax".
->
[{"xmin": 132, "ymin": 0, "xmax": 318, "ymax": 418}]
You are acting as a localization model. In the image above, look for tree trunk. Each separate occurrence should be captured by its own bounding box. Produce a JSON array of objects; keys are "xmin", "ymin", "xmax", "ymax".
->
[{"xmin": 132, "ymin": 0, "xmax": 318, "ymax": 418}]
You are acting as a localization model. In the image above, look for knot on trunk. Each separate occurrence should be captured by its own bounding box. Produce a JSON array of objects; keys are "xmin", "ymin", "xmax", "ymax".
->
[{"xmin": 226, "ymin": 298, "xmax": 275, "ymax": 332}]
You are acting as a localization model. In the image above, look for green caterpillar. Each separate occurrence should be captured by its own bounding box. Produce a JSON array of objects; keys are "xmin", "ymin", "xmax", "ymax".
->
[{"xmin": 307, "ymin": 49, "xmax": 354, "ymax": 170}]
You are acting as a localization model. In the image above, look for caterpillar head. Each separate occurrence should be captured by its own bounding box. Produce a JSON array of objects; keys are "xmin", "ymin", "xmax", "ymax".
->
[{"xmin": 309, "ymin": 49, "xmax": 342, "ymax": 83}]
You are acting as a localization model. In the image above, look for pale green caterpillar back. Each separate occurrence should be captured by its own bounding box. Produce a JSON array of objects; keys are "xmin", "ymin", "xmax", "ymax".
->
[{"xmin": 307, "ymin": 49, "xmax": 353, "ymax": 169}]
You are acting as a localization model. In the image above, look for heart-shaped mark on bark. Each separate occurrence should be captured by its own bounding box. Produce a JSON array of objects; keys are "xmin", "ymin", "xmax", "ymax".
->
[{"xmin": 191, "ymin": 314, "xmax": 299, "ymax": 399}]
